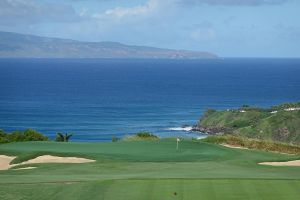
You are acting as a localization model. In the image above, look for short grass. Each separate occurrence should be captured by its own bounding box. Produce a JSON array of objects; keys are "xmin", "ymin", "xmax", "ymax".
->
[{"xmin": 1, "ymin": 139, "xmax": 300, "ymax": 199}]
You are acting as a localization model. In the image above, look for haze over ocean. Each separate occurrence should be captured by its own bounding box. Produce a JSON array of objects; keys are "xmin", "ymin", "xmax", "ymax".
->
[{"xmin": 0, "ymin": 58, "xmax": 300, "ymax": 141}]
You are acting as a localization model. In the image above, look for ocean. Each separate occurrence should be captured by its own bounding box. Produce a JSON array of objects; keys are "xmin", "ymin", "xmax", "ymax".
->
[{"xmin": 0, "ymin": 58, "xmax": 300, "ymax": 141}]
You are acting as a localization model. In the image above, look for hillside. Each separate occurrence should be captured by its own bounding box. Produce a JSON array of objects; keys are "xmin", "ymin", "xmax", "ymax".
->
[
  {"xmin": 0, "ymin": 31, "xmax": 217, "ymax": 59},
  {"xmin": 195, "ymin": 102, "xmax": 300, "ymax": 144}
]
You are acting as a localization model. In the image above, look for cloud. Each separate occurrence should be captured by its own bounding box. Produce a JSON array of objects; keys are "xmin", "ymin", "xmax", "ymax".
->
[
  {"xmin": 101, "ymin": 2, "xmax": 157, "ymax": 19},
  {"xmin": 93, "ymin": 0, "xmax": 159, "ymax": 20},
  {"xmin": 0, "ymin": 0, "xmax": 79, "ymax": 25},
  {"xmin": 92, "ymin": 0, "xmax": 175, "ymax": 20},
  {"xmin": 178, "ymin": 0, "xmax": 290, "ymax": 6}
]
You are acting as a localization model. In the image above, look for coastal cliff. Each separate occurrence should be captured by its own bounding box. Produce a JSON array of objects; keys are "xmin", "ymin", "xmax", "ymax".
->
[{"xmin": 195, "ymin": 102, "xmax": 300, "ymax": 144}]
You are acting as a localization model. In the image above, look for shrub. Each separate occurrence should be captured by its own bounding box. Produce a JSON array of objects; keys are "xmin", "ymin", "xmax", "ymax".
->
[
  {"xmin": 136, "ymin": 132, "xmax": 158, "ymax": 138},
  {"xmin": 23, "ymin": 129, "xmax": 48, "ymax": 141},
  {"xmin": 8, "ymin": 131, "xmax": 26, "ymax": 142},
  {"xmin": 0, "ymin": 129, "xmax": 6, "ymax": 137},
  {"xmin": 0, "ymin": 130, "xmax": 9, "ymax": 144},
  {"xmin": 0, "ymin": 129, "xmax": 48, "ymax": 143},
  {"xmin": 123, "ymin": 132, "xmax": 159, "ymax": 141}
]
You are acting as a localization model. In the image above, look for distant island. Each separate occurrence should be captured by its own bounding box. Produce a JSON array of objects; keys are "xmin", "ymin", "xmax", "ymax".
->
[{"xmin": 0, "ymin": 31, "xmax": 217, "ymax": 59}]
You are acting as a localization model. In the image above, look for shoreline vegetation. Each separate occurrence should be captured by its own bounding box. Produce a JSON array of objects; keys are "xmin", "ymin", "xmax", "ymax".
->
[
  {"xmin": 0, "ymin": 129, "xmax": 48, "ymax": 143},
  {"xmin": 1, "ymin": 102, "xmax": 299, "ymax": 155},
  {"xmin": 2, "ymin": 129, "xmax": 299, "ymax": 155},
  {"xmin": 193, "ymin": 102, "xmax": 300, "ymax": 145},
  {"xmin": 0, "ymin": 129, "xmax": 74, "ymax": 144}
]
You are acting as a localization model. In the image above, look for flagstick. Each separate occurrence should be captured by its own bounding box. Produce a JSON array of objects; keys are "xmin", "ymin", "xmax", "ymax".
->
[{"xmin": 176, "ymin": 138, "xmax": 179, "ymax": 150}]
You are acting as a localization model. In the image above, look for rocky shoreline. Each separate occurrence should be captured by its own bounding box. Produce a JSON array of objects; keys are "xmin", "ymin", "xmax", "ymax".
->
[
  {"xmin": 191, "ymin": 125, "xmax": 227, "ymax": 135},
  {"xmin": 181, "ymin": 125, "xmax": 227, "ymax": 136}
]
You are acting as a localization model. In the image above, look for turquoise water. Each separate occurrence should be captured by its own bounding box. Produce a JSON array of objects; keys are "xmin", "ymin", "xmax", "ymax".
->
[{"xmin": 0, "ymin": 58, "xmax": 300, "ymax": 141}]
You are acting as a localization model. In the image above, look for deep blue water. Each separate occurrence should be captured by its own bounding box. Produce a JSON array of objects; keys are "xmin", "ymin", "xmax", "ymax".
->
[{"xmin": 0, "ymin": 58, "xmax": 300, "ymax": 141}]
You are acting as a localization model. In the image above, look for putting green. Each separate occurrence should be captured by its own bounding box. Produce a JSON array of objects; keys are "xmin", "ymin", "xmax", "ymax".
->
[{"xmin": 0, "ymin": 139, "xmax": 300, "ymax": 199}]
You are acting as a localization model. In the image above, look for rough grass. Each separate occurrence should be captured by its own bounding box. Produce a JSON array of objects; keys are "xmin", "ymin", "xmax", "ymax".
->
[
  {"xmin": 202, "ymin": 135, "xmax": 300, "ymax": 155},
  {"xmin": 198, "ymin": 105, "xmax": 300, "ymax": 144}
]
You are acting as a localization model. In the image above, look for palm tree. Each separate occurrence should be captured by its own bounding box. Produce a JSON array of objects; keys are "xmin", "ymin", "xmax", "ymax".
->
[{"xmin": 55, "ymin": 133, "xmax": 73, "ymax": 142}]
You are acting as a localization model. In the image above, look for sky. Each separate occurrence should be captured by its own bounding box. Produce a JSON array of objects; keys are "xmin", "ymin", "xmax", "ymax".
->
[{"xmin": 0, "ymin": 0, "xmax": 300, "ymax": 57}]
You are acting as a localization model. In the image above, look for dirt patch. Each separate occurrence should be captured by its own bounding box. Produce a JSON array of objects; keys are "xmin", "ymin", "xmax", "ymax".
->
[{"xmin": 259, "ymin": 160, "xmax": 300, "ymax": 166}]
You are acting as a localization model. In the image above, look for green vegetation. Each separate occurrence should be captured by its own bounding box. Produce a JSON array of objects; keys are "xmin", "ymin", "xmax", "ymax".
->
[
  {"xmin": 271, "ymin": 102, "xmax": 300, "ymax": 111},
  {"xmin": 123, "ymin": 132, "xmax": 159, "ymax": 141},
  {"xmin": 0, "ymin": 129, "xmax": 48, "ymax": 144},
  {"xmin": 112, "ymin": 135, "xmax": 120, "ymax": 142},
  {"xmin": 0, "ymin": 140, "xmax": 300, "ymax": 199},
  {"xmin": 198, "ymin": 102, "xmax": 300, "ymax": 144},
  {"xmin": 55, "ymin": 133, "xmax": 73, "ymax": 142},
  {"xmin": 202, "ymin": 135, "xmax": 300, "ymax": 155}
]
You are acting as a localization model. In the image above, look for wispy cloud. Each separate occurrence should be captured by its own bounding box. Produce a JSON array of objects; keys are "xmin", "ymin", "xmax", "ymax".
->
[
  {"xmin": 98, "ymin": 2, "xmax": 157, "ymax": 19},
  {"xmin": 93, "ymin": 0, "xmax": 173, "ymax": 20},
  {"xmin": 0, "ymin": 0, "xmax": 79, "ymax": 25}
]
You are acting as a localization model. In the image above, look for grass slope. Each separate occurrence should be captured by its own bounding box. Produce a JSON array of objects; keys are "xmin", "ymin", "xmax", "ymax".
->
[
  {"xmin": 198, "ymin": 102, "xmax": 300, "ymax": 144},
  {"xmin": 202, "ymin": 135, "xmax": 300, "ymax": 154},
  {"xmin": 1, "ymin": 140, "xmax": 300, "ymax": 199}
]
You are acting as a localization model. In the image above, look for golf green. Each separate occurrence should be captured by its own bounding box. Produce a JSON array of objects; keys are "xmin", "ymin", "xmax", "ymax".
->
[{"xmin": 1, "ymin": 140, "xmax": 300, "ymax": 199}]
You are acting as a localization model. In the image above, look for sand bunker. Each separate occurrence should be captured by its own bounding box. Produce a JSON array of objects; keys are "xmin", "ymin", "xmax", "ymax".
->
[
  {"xmin": 0, "ymin": 155, "xmax": 95, "ymax": 170},
  {"xmin": 221, "ymin": 144, "xmax": 248, "ymax": 150},
  {"xmin": 259, "ymin": 160, "xmax": 300, "ymax": 166},
  {"xmin": 20, "ymin": 155, "xmax": 95, "ymax": 165},
  {"xmin": 0, "ymin": 155, "xmax": 16, "ymax": 170}
]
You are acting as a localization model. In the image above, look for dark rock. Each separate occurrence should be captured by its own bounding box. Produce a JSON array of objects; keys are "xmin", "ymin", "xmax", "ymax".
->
[{"xmin": 191, "ymin": 125, "xmax": 228, "ymax": 135}]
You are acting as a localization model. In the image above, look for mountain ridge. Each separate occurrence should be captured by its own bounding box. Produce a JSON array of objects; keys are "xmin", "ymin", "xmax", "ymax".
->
[{"xmin": 0, "ymin": 31, "xmax": 217, "ymax": 59}]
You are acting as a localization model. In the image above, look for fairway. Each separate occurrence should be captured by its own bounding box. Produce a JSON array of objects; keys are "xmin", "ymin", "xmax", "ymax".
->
[{"xmin": 1, "ymin": 140, "xmax": 300, "ymax": 199}]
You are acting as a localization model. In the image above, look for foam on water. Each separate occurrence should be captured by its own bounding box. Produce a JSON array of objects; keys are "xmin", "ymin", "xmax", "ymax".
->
[{"xmin": 167, "ymin": 126, "xmax": 193, "ymax": 132}]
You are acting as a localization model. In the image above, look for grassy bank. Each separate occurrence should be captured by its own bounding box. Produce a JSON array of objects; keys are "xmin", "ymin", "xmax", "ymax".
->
[
  {"xmin": 1, "ymin": 140, "xmax": 300, "ymax": 199},
  {"xmin": 197, "ymin": 102, "xmax": 300, "ymax": 144},
  {"xmin": 202, "ymin": 135, "xmax": 300, "ymax": 155}
]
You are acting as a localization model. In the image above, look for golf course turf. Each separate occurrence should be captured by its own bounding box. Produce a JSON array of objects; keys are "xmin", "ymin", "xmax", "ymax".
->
[{"xmin": 1, "ymin": 139, "xmax": 300, "ymax": 200}]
